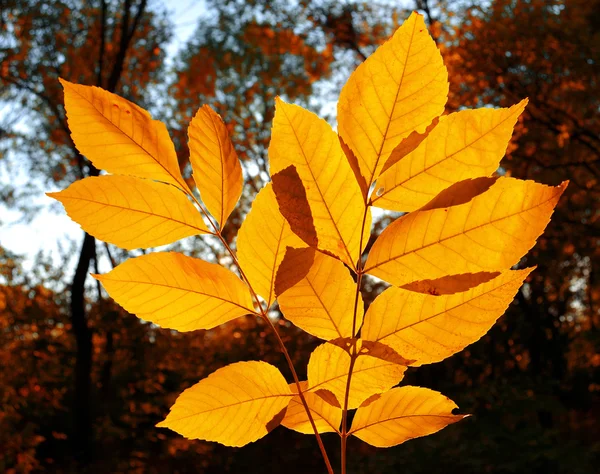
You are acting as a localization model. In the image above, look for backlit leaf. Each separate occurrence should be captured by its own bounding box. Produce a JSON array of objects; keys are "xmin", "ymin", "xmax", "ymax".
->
[
  {"xmin": 278, "ymin": 251, "xmax": 363, "ymax": 340},
  {"xmin": 371, "ymin": 100, "xmax": 528, "ymax": 211},
  {"xmin": 269, "ymin": 99, "xmax": 368, "ymax": 269},
  {"xmin": 362, "ymin": 268, "xmax": 534, "ymax": 365},
  {"xmin": 157, "ymin": 361, "xmax": 292, "ymax": 447},
  {"xmin": 350, "ymin": 386, "xmax": 466, "ymax": 447},
  {"xmin": 189, "ymin": 105, "xmax": 243, "ymax": 226},
  {"xmin": 337, "ymin": 12, "xmax": 448, "ymax": 187},
  {"xmin": 48, "ymin": 175, "xmax": 210, "ymax": 250},
  {"xmin": 365, "ymin": 177, "xmax": 567, "ymax": 286},
  {"xmin": 237, "ymin": 183, "xmax": 304, "ymax": 308},
  {"xmin": 95, "ymin": 252, "xmax": 255, "ymax": 331},
  {"xmin": 307, "ymin": 342, "xmax": 407, "ymax": 409},
  {"xmin": 281, "ymin": 382, "xmax": 342, "ymax": 434},
  {"xmin": 60, "ymin": 79, "xmax": 189, "ymax": 191}
]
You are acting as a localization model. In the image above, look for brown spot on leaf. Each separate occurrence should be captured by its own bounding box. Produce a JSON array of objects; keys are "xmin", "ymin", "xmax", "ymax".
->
[
  {"xmin": 265, "ymin": 406, "xmax": 288, "ymax": 433},
  {"xmin": 272, "ymin": 165, "xmax": 319, "ymax": 248}
]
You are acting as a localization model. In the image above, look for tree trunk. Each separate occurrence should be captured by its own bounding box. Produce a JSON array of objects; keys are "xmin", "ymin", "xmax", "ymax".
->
[{"xmin": 70, "ymin": 231, "xmax": 97, "ymax": 463}]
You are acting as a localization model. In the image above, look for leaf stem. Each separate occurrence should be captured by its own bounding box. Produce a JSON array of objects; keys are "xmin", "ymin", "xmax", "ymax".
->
[
  {"xmin": 340, "ymin": 204, "xmax": 370, "ymax": 473},
  {"xmin": 187, "ymin": 189, "xmax": 334, "ymax": 474}
]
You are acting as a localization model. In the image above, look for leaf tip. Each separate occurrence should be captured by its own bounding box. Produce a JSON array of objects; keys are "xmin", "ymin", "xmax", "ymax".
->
[{"xmin": 155, "ymin": 418, "xmax": 168, "ymax": 429}]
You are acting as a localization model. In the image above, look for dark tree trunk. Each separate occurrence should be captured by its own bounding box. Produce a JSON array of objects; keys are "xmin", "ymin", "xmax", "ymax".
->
[
  {"xmin": 70, "ymin": 231, "xmax": 97, "ymax": 462},
  {"xmin": 67, "ymin": 0, "xmax": 147, "ymax": 463}
]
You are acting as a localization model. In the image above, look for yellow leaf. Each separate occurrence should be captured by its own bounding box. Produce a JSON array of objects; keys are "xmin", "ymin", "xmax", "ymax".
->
[
  {"xmin": 189, "ymin": 105, "xmax": 243, "ymax": 226},
  {"xmin": 350, "ymin": 386, "xmax": 466, "ymax": 447},
  {"xmin": 307, "ymin": 342, "xmax": 406, "ymax": 409},
  {"xmin": 362, "ymin": 268, "xmax": 533, "ymax": 365},
  {"xmin": 60, "ymin": 79, "xmax": 188, "ymax": 192},
  {"xmin": 47, "ymin": 175, "xmax": 210, "ymax": 250},
  {"xmin": 269, "ymin": 99, "xmax": 368, "ymax": 269},
  {"xmin": 337, "ymin": 12, "xmax": 448, "ymax": 188},
  {"xmin": 237, "ymin": 183, "xmax": 304, "ymax": 308},
  {"xmin": 95, "ymin": 252, "xmax": 255, "ymax": 331},
  {"xmin": 281, "ymin": 382, "xmax": 342, "ymax": 434},
  {"xmin": 157, "ymin": 361, "xmax": 292, "ymax": 447},
  {"xmin": 365, "ymin": 177, "xmax": 567, "ymax": 286},
  {"xmin": 371, "ymin": 100, "xmax": 528, "ymax": 211},
  {"xmin": 278, "ymin": 251, "xmax": 363, "ymax": 340}
]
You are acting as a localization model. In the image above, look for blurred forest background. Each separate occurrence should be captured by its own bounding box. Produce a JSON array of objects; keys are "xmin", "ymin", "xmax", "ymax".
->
[{"xmin": 0, "ymin": 0, "xmax": 599, "ymax": 472}]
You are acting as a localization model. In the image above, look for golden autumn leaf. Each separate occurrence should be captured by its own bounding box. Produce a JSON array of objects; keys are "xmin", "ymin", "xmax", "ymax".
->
[
  {"xmin": 337, "ymin": 12, "xmax": 448, "ymax": 188},
  {"xmin": 278, "ymin": 251, "xmax": 363, "ymax": 340},
  {"xmin": 189, "ymin": 104, "xmax": 243, "ymax": 226},
  {"xmin": 281, "ymin": 382, "xmax": 342, "ymax": 434},
  {"xmin": 60, "ymin": 79, "xmax": 189, "ymax": 192},
  {"xmin": 307, "ymin": 342, "xmax": 407, "ymax": 409},
  {"xmin": 269, "ymin": 99, "xmax": 370, "ymax": 269},
  {"xmin": 371, "ymin": 100, "xmax": 528, "ymax": 211},
  {"xmin": 158, "ymin": 361, "xmax": 292, "ymax": 447},
  {"xmin": 365, "ymin": 177, "xmax": 567, "ymax": 286},
  {"xmin": 95, "ymin": 252, "xmax": 255, "ymax": 331},
  {"xmin": 362, "ymin": 268, "xmax": 534, "ymax": 365},
  {"xmin": 349, "ymin": 386, "xmax": 466, "ymax": 447},
  {"xmin": 48, "ymin": 175, "xmax": 210, "ymax": 250},
  {"xmin": 237, "ymin": 183, "xmax": 304, "ymax": 308}
]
